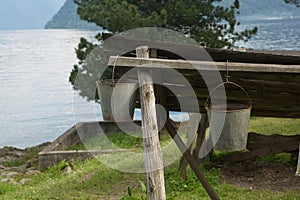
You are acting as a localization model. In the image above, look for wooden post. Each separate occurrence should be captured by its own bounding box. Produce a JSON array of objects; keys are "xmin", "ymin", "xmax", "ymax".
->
[
  {"xmin": 137, "ymin": 46, "xmax": 166, "ymax": 200},
  {"xmin": 179, "ymin": 114, "xmax": 199, "ymax": 179},
  {"xmin": 193, "ymin": 113, "xmax": 209, "ymax": 165},
  {"xmin": 296, "ymin": 141, "xmax": 300, "ymax": 176},
  {"xmin": 151, "ymin": 49, "xmax": 165, "ymax": 135},
  {"xmin": 165, "ymin": 118, "xmax": 220, "ymax": 200}
]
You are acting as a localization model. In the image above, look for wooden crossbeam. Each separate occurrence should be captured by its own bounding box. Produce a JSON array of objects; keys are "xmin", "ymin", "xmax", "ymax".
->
[
  {"xmin": 221, "ymin": 133, "xmax": 300, "ymax": 163},
  {"xmin": 103, "ymin": 33, "xmax": 300, "ymax": 64},
  {"xmin": 108, "ymin": 56, "xmax": 300, "ymax": 73}
]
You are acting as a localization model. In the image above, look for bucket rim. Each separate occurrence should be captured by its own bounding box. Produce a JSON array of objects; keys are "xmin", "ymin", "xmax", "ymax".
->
[{"xmin": 205, "ymin": 103, "xmax": 252, "ymax": 113}]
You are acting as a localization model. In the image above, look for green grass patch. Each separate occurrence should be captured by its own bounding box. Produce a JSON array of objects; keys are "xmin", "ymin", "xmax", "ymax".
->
[
  {"xmin": 81, "ymin": 131, "xmax": 173, "ymax": 151},
  {"xmin": 0, "ymin": 182, "xmax": 16, "ymax": 196},
  {"xmin": 256, "ymin": 153, "xmax": 292, "ymax": 164},
  {"xmin": 249, "ymin": 117, "xmax": 300, "ymax": 135},
  {"xmin": 66, "ymin": 144, "xmax": 87, "ymax": 151},
  {"xmin": 1, "ymin": 158, "xmax": 299, "ymax": 200},
  {"xmin": 1, "ymin": 118, "xmax": 300, "ymax": 199},
  {"xmin": 3, "ymin": 149, "xmax": 39, "ymax": 168}
]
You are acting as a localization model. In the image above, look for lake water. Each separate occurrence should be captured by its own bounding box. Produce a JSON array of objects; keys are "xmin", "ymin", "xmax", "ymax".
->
[
  {"xmin": 237, "ymin": 18, "xmax": 300, "ymax": 50},
  {"xmin": 0, "ymin": 29, "xmax": 98, "ymax": 148},
  {"xmin": 1, "ymin": 18, "xmax": 299, "ymax": 148}
]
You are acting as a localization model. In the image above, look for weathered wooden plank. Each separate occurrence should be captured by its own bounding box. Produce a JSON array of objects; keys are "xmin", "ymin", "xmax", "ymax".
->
[
  {"xmin": 179, "ymin": 114, "xmax": 200, "ymax": 179},
  {"xmin": 103, "ymin": 33, "xmax": 300, "ymax": 64},
  {"xmin": 134, "ymin": 98, "xmax": 300, "ymax": 118},
  {"xmin": 164, "ymin": 95, "xmax": 299, "ymax": 110},
  {"xmin": 296, "ymin": 142, "xmax": 300, "ymax": 176},
  {"xmin": 152, "ymin": 49, "xmax": 167, "ymax": 133},
  {"xmin": 223, "ymin": 147, "xmax": 291, "ymax": 163},
  {"xmin": 193, "ymin": 114, "xmax": 209, "ymax": 165},
  {"xmin": 181, "ymin": 72, "xmax": 300, "ymax": 84},
  {"xmin": 137, "ymin": 46, "xmax": 166, "ymax": 200},
  {"xmin": 108, "ymin": 56, "xmax": 300, "ymax": 73},
  {"xmin": 111, "ymin": 65, "xmax": 300, "ymax": 96},
  {"xmin": 165, "ymin": 85, "xmax": 300, "ymax": 102},
  {"xmin": 207, "ymin": 48, "xmax": 300, "ymax": 64},
  {"xmin": 222, "ymin": 133, "xmax": 300, "ymax": 163},
  {"xmin": 164, "ymin": 105, "xmax": 300, "ymax": 118},
  {"xmin": 109, "ymin": 55, "xmax": 300, "ymax": 117},
  {"xmin": 137, "ymin": 92, "xmax": 299, "ymax": 110},
  {"xmin": 247, "ymin": 132, "xmax": 300, "ymax": 151},
  {"xmin": 115, "ymin": 67, "xmax": 300, "ymax": 85}
]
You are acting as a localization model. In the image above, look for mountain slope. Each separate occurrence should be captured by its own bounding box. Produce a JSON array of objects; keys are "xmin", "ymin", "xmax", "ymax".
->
[
  {"xmin": 45, "ymin": 0, "xmax": 300, "ymax": 30},
  {"xmin": 221, "ymin": 0, "xmax": 300, "ymax": 20},
  {"xmin": 0, "ymin": 0, "xmax": 65, "ymax": 30},
  {"xmin": 44, "ymin": 0, "xmax": 100, "ymax": 30}
]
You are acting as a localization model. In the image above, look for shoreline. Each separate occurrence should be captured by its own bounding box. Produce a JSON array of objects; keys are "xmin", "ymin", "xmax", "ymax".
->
[{"xmin": 0, "ymin": 142, "xmax": 51, "ymax": 171}]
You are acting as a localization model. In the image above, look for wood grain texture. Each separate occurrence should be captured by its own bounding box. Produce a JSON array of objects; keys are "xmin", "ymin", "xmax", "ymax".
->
[
  {"xmin": 108, "ymin": 56, "xmax": 300, "ymax": 73},
  {"xmin": 137, "ymin": 46, "xmax": 166, "ymax": 200},
  {"xmin": 108, "ymin": 55, "xmax": 300, "ymax": 118},
  {"xmin": 222, "ymin": 133, "xmax": 300, "ymax": 163}
]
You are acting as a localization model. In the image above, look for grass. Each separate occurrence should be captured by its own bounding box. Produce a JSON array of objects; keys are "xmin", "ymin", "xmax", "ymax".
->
[
  {"xmin": 0, "ymin": 117, "xmax": 299, "ymax": 199},
  {"xmin": 0, "ymin": 158, "xmax": 299, "ymax": 200},
  {"xmin": 2, "ymin": 149, "xmax": 40, "ymax": 168},
  {"xmin": 70, "ymin": 130, "xmax": 174, "ymax": 151},
  {"xmin": 248, "ymin": 117, "xmax": 300, "ymax": 135}
]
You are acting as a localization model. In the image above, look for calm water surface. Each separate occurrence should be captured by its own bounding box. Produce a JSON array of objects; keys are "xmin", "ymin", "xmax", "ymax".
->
[
  {"xmin": 237, "ymin": 18, "xmax": 300, "ymax": 50},
  {"xmin": 0, "ymin": 29, "xmax": 97, "ymax": 148},
  {"xmin": 0, "ymin": 18, "xmax": 299, "ymax": 148}
]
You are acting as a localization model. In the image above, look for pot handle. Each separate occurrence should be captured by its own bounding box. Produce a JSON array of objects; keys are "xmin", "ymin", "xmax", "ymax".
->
[
  {"xmin": 111, "ymin": 55, "xmax": 119, "ymax": 87},
  {"xmin": 204, "ymin": 81, "xmax": 252, "ymax": 108}
]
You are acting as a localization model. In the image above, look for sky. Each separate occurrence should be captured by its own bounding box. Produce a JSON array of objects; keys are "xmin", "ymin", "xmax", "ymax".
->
[{"xmin": 0, "ymin": 0, "xmax": 66, "ymax": 30}]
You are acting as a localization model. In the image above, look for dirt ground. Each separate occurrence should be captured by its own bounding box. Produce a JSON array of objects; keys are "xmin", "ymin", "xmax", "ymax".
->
[{"xmin": 219, "ymin": 160, "xmax": 300, "ymax": 191}]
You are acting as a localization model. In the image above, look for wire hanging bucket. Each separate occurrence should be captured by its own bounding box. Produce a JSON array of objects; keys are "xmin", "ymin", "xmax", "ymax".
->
[
  {"xmin": 96, "ymin": 56, "xmax": 138, "ymax": 121},
  {"xmin": 205, "ymin": 81, "xmax": 252, "ymax": 152}
]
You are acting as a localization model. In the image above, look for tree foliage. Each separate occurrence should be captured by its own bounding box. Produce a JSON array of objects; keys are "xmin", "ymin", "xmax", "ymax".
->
[
  {"xmin": 74, "ymin": 0, "xmax": 258, "ymax": 48},
  {"xmin": 70, "ymin": 0, "xmax": 259, "ymax": 101},
  {"xmin": 284, "ymin": 0, "xmax": 300, "ymax": 6}
]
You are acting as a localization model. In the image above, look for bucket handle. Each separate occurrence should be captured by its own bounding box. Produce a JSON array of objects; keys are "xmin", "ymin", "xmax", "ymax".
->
[
  {"xmin": 110, "ymin": 55, "xmax": 119, "ymax": 87},
  {"xmin": 204, "ymin": 81, "xmax": 252, "ymax": 108}
]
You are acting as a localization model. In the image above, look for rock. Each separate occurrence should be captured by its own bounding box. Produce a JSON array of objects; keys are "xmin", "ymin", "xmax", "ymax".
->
[
  {"xmin": 19, "ymin": 178, "xmax": 30, "ymax": 185},
  {"xmin": 24, "ymin": 142, "xmax": 51, "ymax": 152},
  {"xmin": 0, "ymin": 146, "xmax": 26, "ymax": 165},
  {"xmin": 3, "ymin": 166, "xmax": 26, "ymax": 173},
  {"xmin": 2, "ymin": 171, "xmax": 19, "ymax": 178},
  {"xmin": 25, "ymin": 157, "xmax": 39, "ymax": 169},
  {"xmin": 0, "ymin": 142, "xmax": 51, "ymax": 187},
  {"xmin": 62, "ymin": 165, "xmax": 73, "ymax": 174},
  {"xmin": 0, "ymin": 142, "xmax": 51, "ymax": 171},
  {"xmin": 1, "ymin": 178, "xmax": 9, "ymax": 182},
  {"xmin": 25, "ymin": 169, "xmax": 41, "ymax": 176},
  {"xmin": 1, "ymin": 178, "xmax": 17, "ymax": 185}
]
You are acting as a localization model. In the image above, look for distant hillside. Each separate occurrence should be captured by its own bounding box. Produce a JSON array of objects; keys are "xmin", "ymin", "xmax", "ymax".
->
[
  {"xmin": 0, "ymin": 0, "xmax": 65, "ymax": 30},
  {"xmin": 221, "ymin": 0, "xmax": 300, "ymax": 20},
  {"xmin": 44, "ymin": 0, "xmax": 100, "ymax": 30},
  {"xmin": 45, "ymin": 0, "xmax": 300, "ymax": 30}
]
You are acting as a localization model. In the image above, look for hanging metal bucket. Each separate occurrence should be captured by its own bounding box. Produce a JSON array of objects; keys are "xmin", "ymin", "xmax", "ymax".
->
[
  {"xmin": 96, "ymin": 79, "xmax": 138, "ymax": 122},
  {"xmin": 205, "ymin": 81, "xmax": 252, "ymax": 152}
]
